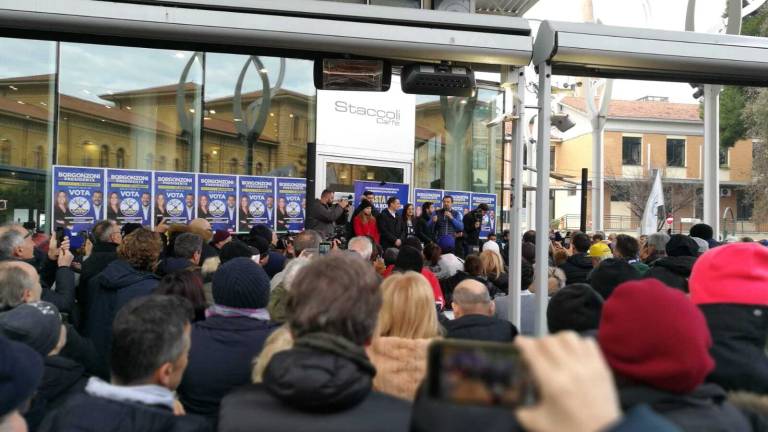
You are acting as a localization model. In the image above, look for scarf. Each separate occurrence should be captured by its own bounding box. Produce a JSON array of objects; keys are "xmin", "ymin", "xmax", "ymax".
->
[
  {"xmin": 205, "ymin": 304, "xmax": 270, "ymax": 321},
  {"xmin": 294, "ymin": 332, "xmax": 376, "ymax": 377},
  {"xmin": 85, "ymin": 377, "xmax": 175, "ymax": 410}
]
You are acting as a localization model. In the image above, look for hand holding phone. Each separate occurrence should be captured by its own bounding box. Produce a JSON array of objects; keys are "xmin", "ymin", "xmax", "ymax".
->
[{"xmin": 319, "ymin": 241, "xmax": 331, "ymax": 255}]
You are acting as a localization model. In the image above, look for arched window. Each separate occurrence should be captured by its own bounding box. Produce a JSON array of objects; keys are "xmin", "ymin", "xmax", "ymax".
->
[
  {"xmin": 229, "ymin": 158, "xmax": 239, "ymax": 174},
  {"xmin": 116, "ymin": 148, "xmax": 125, "ymax": 168},
  {"xmin": 34, "ymin": 145, "xmax": 45, "ymax": 169},
  {"xmin": 255, "ymin": 161, "xmax": 264, "ymax": 175},
  {"xmin": 0, "ymin": 140, "xmax": 11, "ymax": 165},
  {"xmin": 157, "ymin": 155, "xmax": 167, "ymax": 170},
  {"xmin": 202, "ymin": 154, "xmax": 210, "ymax": 172},
  {"xmin": 99, "ymin": 145, "xmax": 109, "ymax": 167}
]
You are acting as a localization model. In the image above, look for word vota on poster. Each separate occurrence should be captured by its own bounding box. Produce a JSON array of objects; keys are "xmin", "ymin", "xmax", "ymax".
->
[
  {"xmin": 197, "ymin": 174, "xmax": 237, "ymax": 232},
  {"xmin": 154, "ymin": 172, "xmax": 196, "ymax": 226},
  {"xmin": 276, "ymin": 178, "xmax": 306, "ymax": 233},
  {"xmin": 106, "ymin": 169, "xmax": 152, "ymax": 227},
  {"xmin": 238, "ymin": 176, "xmax": 275, "ymax": 233},
  {"xmin": 52, "ymin": 166, "xmax": 105, "ymax": 233}
]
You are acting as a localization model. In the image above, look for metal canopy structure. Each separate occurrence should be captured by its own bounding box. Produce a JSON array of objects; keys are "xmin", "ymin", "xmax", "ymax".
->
[
  {"xmin": 0, "ymin": 0, "xmax": 533, "ymax": 69},
  {"xmin": 529, "ymin": 20, "xmax": 768, "ymax": 335}
]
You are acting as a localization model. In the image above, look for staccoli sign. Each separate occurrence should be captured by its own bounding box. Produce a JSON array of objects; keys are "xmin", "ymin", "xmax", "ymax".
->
[
  {"xmin": 413, "ymin": 188, "xmax": 443, "ymax": 218},
  {"xmin": 470, "ymin": 193, "xmax": 498, "ymax": 239},
  {"xmin": 444, "ymin": 191, "xmax": 471, "ymax": 216},
  {"xmin": 154, "ymin": 171, "xmax": 196, "ymax": 225},
  {"xmin": 237, "ymin": 176, "xmax": 275, "ymax": 233},
  {"xmin": 52, "ymin": 166, "xmax": 105, "ymax": 232},
  {"xmin": 106, "ymin": 169, "xmax": 152, "ymax": 227},
  {"xmin": 275, "ymin": 178, "xmax": 306, "ymax": 233},
  {"xmin": 197, "ymin": 174, "xmax": 237, "ymax": 232},
  {"xmin": 353, "ymin": 180, "xmax": 410, "ymax": 213}
]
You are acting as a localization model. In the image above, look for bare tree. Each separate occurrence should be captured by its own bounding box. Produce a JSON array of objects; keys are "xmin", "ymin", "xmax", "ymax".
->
[{"xmin": 604, "ymin": 173, "xmax": 699, "ymax": 229}]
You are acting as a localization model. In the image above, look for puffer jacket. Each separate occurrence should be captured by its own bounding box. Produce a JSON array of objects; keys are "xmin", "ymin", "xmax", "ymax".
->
[
  {"xmin": 366, "ymin": 337, "xmax": 432, "ymax": 401},
  {"xmin": 559, "ymin": 253, "xmax": 593, "ymax": 285},
  {"xmin": 26, "ymin": 355, "xmax": 89, "ymax": 432},
  {"xmin": 646, "ymin": 256, "xmax": 697, "ymax": 292}
]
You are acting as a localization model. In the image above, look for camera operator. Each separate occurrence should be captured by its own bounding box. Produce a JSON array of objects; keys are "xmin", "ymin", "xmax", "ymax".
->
[
  {"xmin": 462, "ymin": 203, "xmax": 489, "ymax": 256},
  {"xmin": 305, "ymin": 189, "xmax": 349, "ymax": 240}
]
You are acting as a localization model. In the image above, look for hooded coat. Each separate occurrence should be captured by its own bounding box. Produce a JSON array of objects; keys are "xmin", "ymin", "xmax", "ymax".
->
[
  {"xmin": 26, "ymin": 355, "xmax": 89, "ymax": 432},
  {"xmin": 85, "ymin": 259, "xmax": 159, "ymax": 361},
  {"xmin": 559, "ymin": 253, "xmax": 593, "ymax": 285},
  {"xmin": 646, "ymin": 256, "xmax": 697, "ymax": 292},
  {"xmin": 366, "ymin": 337, "xmax": 431, "ymax": 401},
  {"xmin": 218, "ymin": 339, "xmax": 411, "ymax": 432},
  {"xmin": 444, "ymin": 314, "xmax": 518, "ymax": 343}
]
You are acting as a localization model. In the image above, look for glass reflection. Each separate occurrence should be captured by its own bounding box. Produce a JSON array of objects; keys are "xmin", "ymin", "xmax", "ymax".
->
[
  {"xmin": 58, "ymin": 44, "xmax": 202, "ymax": 171},
  {"xmin": 0, "ymin": 37, "xmax": 56, "ymax": 228},
  {"xmin": 203, "ymin": 54, "xmax": 314, "ymax": 177}
]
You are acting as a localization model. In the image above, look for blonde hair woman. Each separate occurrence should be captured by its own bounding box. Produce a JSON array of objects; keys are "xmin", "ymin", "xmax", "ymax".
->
[
  {"xmin": 479, "ymin": 250, "xmax": 509, "ymax": 295},
  {"xmin": 366, "ymin": 271, "xmax": 441, "ymax": 400}
]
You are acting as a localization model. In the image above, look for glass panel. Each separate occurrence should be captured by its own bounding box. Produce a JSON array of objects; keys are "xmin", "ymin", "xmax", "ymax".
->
[
  {"xmin": 0, "ymin": 37, "xmax": 56, "ymax": 228},
  {"xmin": 203, "ymin": 55, "xmax": 314, "ymax": 177},
  {"xmin": 325, "ymin": 162, "xmax": 404, "ymax": 194},
  {"xmin": 666, "ymin": 138, "xmax": 685, "ymax": 167},
  {"xmin": 370, "ymin": 0, "xmax": 421, "ymax": 7},
  {"xmin": 719, "ymin": 147, "xmax": 729, "ymax": 167},
  {"xmin": 622, "ymin": 136, "xmax": 642, "ymax": 166},
  {"xmin": 58, "ymin": 44, "xmax": 202, "ymax": 171}
]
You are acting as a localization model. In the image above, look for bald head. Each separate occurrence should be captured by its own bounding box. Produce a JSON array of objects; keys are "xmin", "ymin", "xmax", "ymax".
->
[
  {"xmin": 452, "ymin": 279, "xmax": 493, "ymax": 318},
  {"xmin": 0, "ymin": 260, "xmax": 41, "ymax": 310},
  {"xmin": 189, "ymin": 218, "xmax": 211, "ymax": 232}
]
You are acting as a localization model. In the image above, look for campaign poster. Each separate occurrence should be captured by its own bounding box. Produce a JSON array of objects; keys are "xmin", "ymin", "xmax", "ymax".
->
[
  {"xmin": 52, "ymin": 166, "xmax": 105, "ymax": 232},
  {"xmin": 444, "ymin": 190, "xmax": 472, "ymax": 216},
  {"xmin": 237, "ymin": 176, "xmax": 276, "ymax": 233},
  {"xmin": 413, "ymin": 188, "xmax": 443, "ymax": 218},
  {"xmin": 153, "ymin": 171, "xmax": 196, "ymax": 225},
  {"xmin": 353, "ymin": 180, "xmax": 410, "ymax": 213},
  {"xmin": 275, "ymin": 178, "xmax": 306, "ymax": 233},
  {"xmin": 197, "ymin": 174, "xmax": 237, "ymax": 232},
  {"xmin": 471, "ymin": 193, "xmax": 498, "ymax": 239},
  {"xmin": 105, "ymin": 169, "xmax": 152, "ymax": 227}
]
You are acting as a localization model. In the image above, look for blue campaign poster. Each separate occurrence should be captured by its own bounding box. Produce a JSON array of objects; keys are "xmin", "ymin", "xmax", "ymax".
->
[
  {"xmin": 106, "ymin": 169, "xmax": 152, "ymax": 227},
  {"xmin": 471, "ymin": 193, "xmax": 498, "ymax": 239},
  {"xmin": 275, "ymin": 177, "xmax": 306, "ymax": 233},
  {"xmin": 197, "ymin": 174, "xmax": 237, "ymax": 232},
  {"xmin": 444, "ymin": 190, "xmax": 471, "ymax": 216},
  {"xmin": 52, "ymin": 166, "xmax": 105, "ymax": 233},
  {"xmin": 353, "ymin": 180, "xmax": 410, "ymax": 213},
  {"xmin": 153, "ymin": 171, "xmax": 196, "ymax": 225},
  {"xmin": 413, "ymin": 188, "xmax": 443, "ymax": 218},
  {"xmin": 237, "ymin": 176, "xmax": 276, "ymax": 233}
]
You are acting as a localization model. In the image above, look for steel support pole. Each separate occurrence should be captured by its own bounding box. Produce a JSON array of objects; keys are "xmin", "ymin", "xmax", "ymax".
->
[
  {"xmin": 508, "ymin": 66, "xmax": 525, "ymax": 329},
  {"xmin": 534, "ymin": 62, "xmax": 552, "ymax": 336},
  {"xmin": 580, "ymin": 168, "xmax": 588, "ymax": 233},
  {"xmin": 703, "ymin": 84, "xmax": 721, "ymax": 238}
]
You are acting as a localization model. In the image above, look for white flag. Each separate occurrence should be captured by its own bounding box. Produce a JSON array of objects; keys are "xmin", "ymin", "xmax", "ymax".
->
[{"xmin": 640, "ymin": 171, "xmax": 665, "ymax": 235}]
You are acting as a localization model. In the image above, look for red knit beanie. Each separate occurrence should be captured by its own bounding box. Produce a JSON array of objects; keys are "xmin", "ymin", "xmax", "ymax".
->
[
  {"xmin": 598, "ymin": 279, "xmax": 714, "ymax": 394},
  {"xmin": 689, "ymin": 243, "xmax": 768, "ymax": 306}
]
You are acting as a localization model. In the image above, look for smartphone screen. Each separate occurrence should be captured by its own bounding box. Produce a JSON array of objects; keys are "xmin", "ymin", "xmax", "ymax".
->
[
  {"xmin": 319, "ymin": 241, "xmax": 331, "ymax": 255},
  {"xmin": 427, "ymin": 340, "xmax": 537, "ymax": 408}
]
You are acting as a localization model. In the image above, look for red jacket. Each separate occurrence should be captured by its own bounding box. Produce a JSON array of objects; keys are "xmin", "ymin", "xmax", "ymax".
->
[
  {"xmin": 353, "ymin": 215, "xmax": 380, "ymax": 245},
  {"xmin": 382, "ymin": 265, "xmax": 445, "ymax": 309}
]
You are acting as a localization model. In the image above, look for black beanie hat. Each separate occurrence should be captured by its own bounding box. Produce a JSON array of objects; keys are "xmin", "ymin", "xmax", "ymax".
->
[
  {"xmin": 212, "ymin": 257, "xmax": 270, "ymax": 308},
  {"xmin": 395, "ymin": 246, "xmax": 424, "ymax": 273},
  {"xmin": 0, "ymin": 301, "xmax": 62, "ymax": 356},
  {"xmin": 666, "ymin": 234, "xmax": 699, "ymax": 257},
  {"xmin": 0, "ymin": 335, "xmax": 43, "ymax": 417},
  {"xmin": 547, "ymin": 283, "xmax": 604, "ymax": 333},
  {"xmin": 358, "ymin": 199, "xmax": 373, "ymax": 211},
  {"xmin": 249, "ymin": 224, "xmax": 273, "ymax": 245},
  {"xmin": 590, "ymin": 258, "xmax": 641, "ymax": 300}
]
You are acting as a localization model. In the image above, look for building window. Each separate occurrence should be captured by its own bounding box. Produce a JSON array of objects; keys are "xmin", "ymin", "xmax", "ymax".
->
[
  {"xmin": 174, "ymin": 158, "xmax": 181, "ymax": 171},
  {"xmin": 666, "ymin": 138, "xmax": 685, "ymax": 167},
  {"xmin": 145, "ymin": 153, "xmax": 154, "ymax": 169},
  {"xmin": 737, "ymin": 189, "xmax": 754, "ymax": 220},
  {"xmin": 0, "ymin": 140, "xmax": 11, "ymax": 165},
  {"xmin": 550, "ymin": 147, "xmax": 556, "ymax": 170},
  {"xmin": 116, "ymin": 148, "xmax": 125, "ymax": 168},
  {"xmin": 610, "ymin": 184, "xmax": 630, "ymax": 202},
  {"xmin": 99, "ymin": 145, "xmax": 109, "ymax": 167},
  {"xmin": 622, "ymin": 136, "xmax": 642, "ymax": 166},
  {"xmin": 229, "ymin": 158, "xmax": 239, "ymax": 174},
  {"xmin": 719, "ymin": 147, "xmax": 729, "ymax": 167},
  {"xmin": 202, "ymin": 154, "xmax": 210, "ymax": 172},
  {"xmin": 34, "ymin": 145, "xmax": 44, "ymax": 169}
]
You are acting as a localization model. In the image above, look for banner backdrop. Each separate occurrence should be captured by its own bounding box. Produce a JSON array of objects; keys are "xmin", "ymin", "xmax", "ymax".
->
[
  {"xmin": 353, "ymin": 180, "xmax": 410, "ymax": 213},
  {"xmin": 106, "ymin": 169, "xmax": 152, "ymax": 227},
  {"xmin": 153, "ymin": 171, "xmax": 196, "ymax": 226},
  {"xmin": 471, "ymin": 192, "xmax": 498, "ymax": 239},
  {"xmin": 52, "ymin": 166, "xmax": 105, "ymax": 233},
  {"xmin": 197, "ymin": 174, "xmax": 237, "ymax": 232},
  {"xmin": 276, "ymin": 178, "xmax": 306, "ymax": 233},
  {"xmin": 413, "ymin": 188, "xmax": 443, "ymax": 218},
  {"xmin": 444, "ymin": 190, "xmax": 471, "ymax": 216},
  {"xmin": 237, "ymin": 176, "xmax": 276, "ymax": 233}
]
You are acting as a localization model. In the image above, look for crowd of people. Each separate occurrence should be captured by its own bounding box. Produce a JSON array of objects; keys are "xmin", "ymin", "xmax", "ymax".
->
[{"xmin": 1, "ymin": 203, "xmax": 768, "ymax": 432}]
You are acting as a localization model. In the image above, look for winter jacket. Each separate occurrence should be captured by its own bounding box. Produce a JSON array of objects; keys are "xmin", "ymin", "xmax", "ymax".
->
[
  {"xmin": 85, "ymin": 259, "xmax": 159, "ymax": 362},
  {"xmin": 416, "ymin": 213, "xmax": 436, "ymax": 245},
  {"xmin": 0, "ymin": 256, "xmax": 79, "ymax": 317},
  {"xmin": 267, "ymin": 284, "xmax": 289, "ymax": 323},
  {"xmin": 378, "ymin": 210, "xmax": 404, "ymax": 250},
  {"xmin": 700, "ymin": 304, "xmax": 768, "ymax": 393},
  {"xmin": 156, "ymin": 257, "xmax": 195, "ymax": 277},
  {"xmin": 487, "ymin": 272, "xmax": 509, "ymax": 296},
  {"xmin": 618, "ymin": 382, "xmax": 751, "ymax": 432},
  {"xmin": 559, "ymin": 253, "xmax": 593, "ymax": 285},
  {"xmin": 428, "ymin": 209, "xmax": 464, "ymax": 238},
  {"xmin": 611, "ymin": 405, "xmax": 690, "ymax": 432},
  {"xmin": 444, "ymin": 314, "xmax": 518, "ymax": 343},
  {"xmin": 410, "ymin": 384, "xmax": 520, "ymax": 432},
  {"xmin": 366, "ymin": 336, "xmax": 431, "ymax": 401},
  {"xmin": 178, "ymin": 315, "xmax": 278, "ymax": 421},
  {"xmin": 39, "ymin": 392, "xmax": 212, "ymax": 432},
  {"xmin": 60, "ymin": 323, "xmax": 108, "ymax": 379},
  {"xmin": 77, "ymin": 242, "xmax": 119, "ymax": 329},
  {"xmin": 26, "ymin": 355, "xmax": 89, "ymax": 432},
  {"xmin": 305, "ymin": 199, "xmax": 345, "ymax": 239},
  {"xmin": 353, "ymin": 215, "xmax": 380, "ymax": 245},
  {"xmin": 441, "ymin": 272, "xmax": 496, "ymax": 310},
  {"xmin": 462, "ymin": 210, "xmax": 482, "ymax": 247},
  {"xmin": 646, "ymin": 256, "xmax": 697, "ymax": 292},
  {"xmin": 218, "ymin": 344, "xmax": 411, "ymax": 432}
]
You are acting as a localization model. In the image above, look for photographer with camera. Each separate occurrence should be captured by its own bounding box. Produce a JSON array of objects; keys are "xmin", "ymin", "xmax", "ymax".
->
[
  {"xmin": 305, "ymin": 189, "xmax": 349, "ymax": 241},
  {"xmin": 462, "ymin": 203, "xmax": 488, "ymax": 256}
]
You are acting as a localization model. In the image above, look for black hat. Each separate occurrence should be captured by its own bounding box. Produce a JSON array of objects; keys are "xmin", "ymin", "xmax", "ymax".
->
[
  {"xmin": 547, "ymin": 284, "xmax": 604, "ymax": 333},
  {"xmin": 212, "ymin": 257, "xmax": 270, "ymax": 309},
  {"xmin": 395, "ymin": 246, "xmax": 424, "ymax": 273},
  {"xmin": 666, "ymin": 234, "xmax": 700, "ymax": 257},
  {"xmin": 0, "ymin": 302, "xmax": 62, "ymax": 356},
  {"xmin": 249, "ymin": 224, "xmax": 274, "ymax": 245},
  {"xmin": 121, "ymin": 223, "xmax": 143, "ymax": 238},
  {"xmin": 590, "ymin": 258, "xmax": 641, "ymax": 300},
  {"xmin": 0, "ymin": 335, "xmax": 43, "ymax": 417},
  {"xmin": 358, "ymin": 199, "xmax": 374, "ymax": 210}
]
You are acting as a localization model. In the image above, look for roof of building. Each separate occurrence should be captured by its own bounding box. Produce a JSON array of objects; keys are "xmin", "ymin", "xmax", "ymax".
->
[{"xmin": 560, "ymin": 97, "xmax": 702, "ymax": 122}]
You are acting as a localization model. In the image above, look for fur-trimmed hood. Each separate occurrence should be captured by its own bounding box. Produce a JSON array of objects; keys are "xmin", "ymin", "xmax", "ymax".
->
[{"xmin": 366, "ymin": 337, "xmax": 432, "ymax": 401}]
